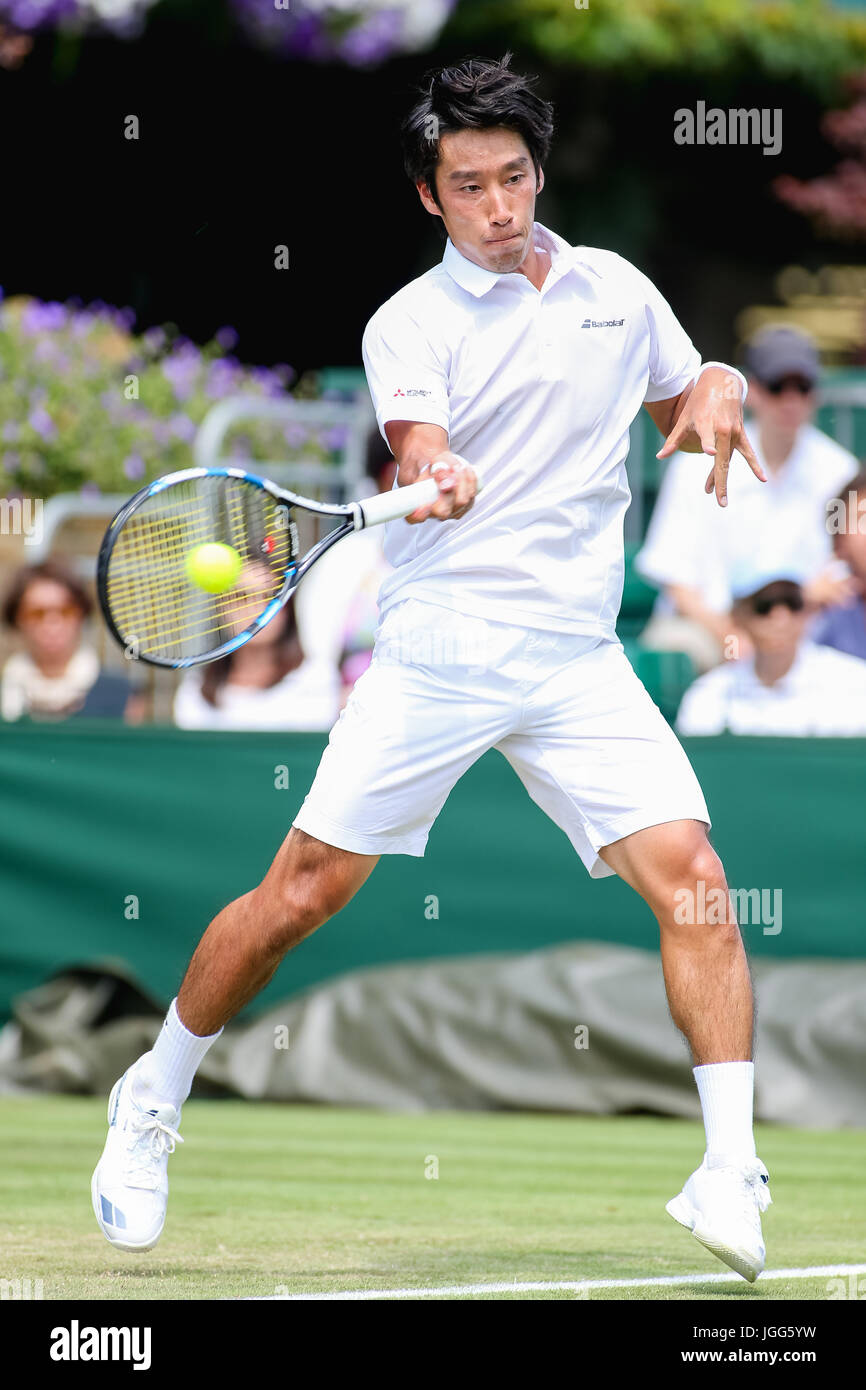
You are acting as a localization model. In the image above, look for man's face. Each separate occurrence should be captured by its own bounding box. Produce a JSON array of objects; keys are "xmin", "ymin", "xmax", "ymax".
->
[
  {"xmin": 735, "ymin": 582, "xmax": 809, "ymax": 656},
  {"xmin": 417, "ymin": 127, "xmax": 542, "ymax": 275},
  {"xmin": 747, "ymin": 375, "xmax": 816, "ymax": 436}
]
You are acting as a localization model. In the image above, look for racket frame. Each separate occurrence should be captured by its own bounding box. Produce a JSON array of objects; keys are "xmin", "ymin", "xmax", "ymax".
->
[{"xmin": 96, "ymin": 464, "xmax": 444, "ymax": 670}]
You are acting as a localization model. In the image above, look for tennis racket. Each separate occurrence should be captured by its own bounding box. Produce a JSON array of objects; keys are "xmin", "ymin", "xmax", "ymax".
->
[{"xmin": 97, "ymin": 462, "xmax": 481, "ymax": 669}]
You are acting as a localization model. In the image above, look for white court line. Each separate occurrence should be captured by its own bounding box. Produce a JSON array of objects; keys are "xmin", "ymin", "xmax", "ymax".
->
[{"xmin": 251, "ymin": 1263, "xmax": 866, "ymax": 1301}]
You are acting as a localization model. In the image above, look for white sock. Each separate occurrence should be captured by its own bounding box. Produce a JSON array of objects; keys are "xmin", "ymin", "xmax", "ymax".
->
[
  {"xmin": 135, "ymin": 998, "xmax": 222, "ymax": 1111},
  {"xmin": 693, "ymin": 1061, "xmax": 757, "ymax": 1166}
]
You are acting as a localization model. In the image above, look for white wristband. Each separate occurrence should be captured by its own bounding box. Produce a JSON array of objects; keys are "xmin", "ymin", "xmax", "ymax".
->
[{"xmin": 697, "ymin": 361, "xmax": 748, "ymax": 406}]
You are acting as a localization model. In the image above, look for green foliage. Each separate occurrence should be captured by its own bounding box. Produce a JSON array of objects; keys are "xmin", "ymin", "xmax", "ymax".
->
[
  {"xmin": 449, "ymin": 0, "xmax": 866, "ymax": 92},
  {"xmin": 0, "ymin": 295, "xmax": 340, "ymax": 502}
]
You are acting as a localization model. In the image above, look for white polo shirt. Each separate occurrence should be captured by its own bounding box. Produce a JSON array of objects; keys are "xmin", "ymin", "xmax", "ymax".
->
[
  {"xmin": 675, "ymin": 641, "xmax": 866, "ymax": 737},
  {"xmin": 636, "ymin": 426, "xmax": 857, "ymax": 616},
  {"xmin": 361, "ymin": 221, "xmax": 701, "ymax": 636}
]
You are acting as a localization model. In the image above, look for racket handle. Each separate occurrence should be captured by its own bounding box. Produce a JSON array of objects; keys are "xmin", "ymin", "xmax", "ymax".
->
[{"xmin": 357, "ymin": 459, "xmax": 483, "ymax": 528}]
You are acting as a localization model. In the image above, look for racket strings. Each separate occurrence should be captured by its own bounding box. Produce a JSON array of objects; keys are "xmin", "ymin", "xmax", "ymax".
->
[{"xmin": 104, "ymin": 477, "xmax": 296, "ymax": 662}]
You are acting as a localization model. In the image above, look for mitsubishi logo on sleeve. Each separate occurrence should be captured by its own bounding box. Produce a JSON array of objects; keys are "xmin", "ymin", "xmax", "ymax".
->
[{"xmin": 393, "ymin": 387, "xmax": 432, "ymax": 397}]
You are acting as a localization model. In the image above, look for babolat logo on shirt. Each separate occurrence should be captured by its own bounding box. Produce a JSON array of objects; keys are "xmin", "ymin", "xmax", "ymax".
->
[
  {"xmin": 581, "ymin": 317, "xmax": 626, "ymax": 328},
  {"xmin": 393, "ymin": 387, "xmax": 432, "ymax": 397}
]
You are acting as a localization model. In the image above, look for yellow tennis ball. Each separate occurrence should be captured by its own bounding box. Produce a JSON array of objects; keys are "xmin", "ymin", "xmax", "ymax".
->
[{"xmin": 185, "ymin": 542, "xmax": 243, "ymax": 594}]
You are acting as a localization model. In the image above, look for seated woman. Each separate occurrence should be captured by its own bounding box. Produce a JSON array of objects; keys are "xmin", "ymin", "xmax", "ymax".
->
[
  {"xmin": 173, "ymin": 563, "xmax": 341, "ymax": 731},
  {"xmin": 1, "ymin": 559, "xmax": 141, "ymax": 722}
]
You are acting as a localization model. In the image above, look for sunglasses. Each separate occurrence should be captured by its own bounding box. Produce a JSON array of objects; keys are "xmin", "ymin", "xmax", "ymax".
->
[
  {"xmin": 751, "ymin": 593, "xmax": 805, "ymax": 616},
  {"xmin": 18, "ymin": 603, "xmax": 81, "ymax": 623},
  {"xmin": 764, "ymin": 377, "xmax": 814, "ymax": 396}
]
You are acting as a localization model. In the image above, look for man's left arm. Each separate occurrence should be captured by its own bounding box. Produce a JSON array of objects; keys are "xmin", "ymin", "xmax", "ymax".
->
[{"xmin": 645, "ymin": 367, "xmax": 766, "ymax": 509}]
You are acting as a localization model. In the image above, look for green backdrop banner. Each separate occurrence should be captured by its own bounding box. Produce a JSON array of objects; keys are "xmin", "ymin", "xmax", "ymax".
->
[{"xmin": 0, "ymin": 723, "xmax": 863, "ymax": 1023}]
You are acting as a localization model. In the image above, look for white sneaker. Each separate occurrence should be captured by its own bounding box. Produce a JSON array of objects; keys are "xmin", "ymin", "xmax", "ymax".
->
[
  {"xmin": 91, "ymin": 1064, "xmax": 184, "ymax": 1252},
  {"xmin": 666, "ymin": 1154, "xmax": 772, "ymax": 1283}
]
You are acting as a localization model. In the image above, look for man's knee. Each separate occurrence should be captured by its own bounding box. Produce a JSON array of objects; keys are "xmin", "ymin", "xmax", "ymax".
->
[
  {"xmin": 623, "ymin": 823, "xmax": 729, "ymax": 922},
  {"xmin": 257, "ymin": 828, "xmax": 375, "ymax": 951},
  {"xmin": 655, "ymin": 831, "xmax": 744, "ymax": 940}
]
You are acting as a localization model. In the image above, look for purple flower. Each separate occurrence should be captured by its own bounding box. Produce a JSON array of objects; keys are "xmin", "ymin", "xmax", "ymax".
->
[
  {"xmin": 162, "ymin": 347, "xmax": 202, "ymax": 400},
  {"xmin": 143, "ymin": 327, "xmax": 166, "ymax": 352},
  {"xmin": 283, "ymin": 424, "xmax": 308, "ymax": 449},
  {"xmin": 248, "ymin": 365, "xmax": 285, "ymax": 397},
  {"xmin": 206, "ymin": 358, "xmax": 243, "ymax": 400},
  {"xmin": 2, "ymin": 452, "xmax": 20, "ymax": 473},
  {"xmin": 21, "ymin": 300, "xmax": 67, "ymax": 334},
  {"xmin": 339, "ymin": 9, "xmax": 404, "ymax": 67},
  {"xmin": 2, "ymin": 422, "xmax": 19, "ymax": 443},
  {"xmin": 123, "ymin": 453, "xmax": 146, "ymax": 480},
  {"xmin": 322, "ymin": 425, "xmax": 349, "ymax": 451},
  {"xmin": 28, "ymin": 407, "xmax": 56, "ymax": 440},
  {"xmin": 80, "ymin": 482, "xmax": 101, "ymax": 499},
  {"xmin": 169, "ymin": 413, "xmax": 196, "ymax": 442},
  {"xmin": 71, "ymin": 313, "xmax": 97, "ymax": 339},
  {"xmin": 215, "ymin": 325, "xmax": 239, "ymax": 351},
  {"xmin": 6, "ymin": 0, "xmax": 77, "ymax": 31}
]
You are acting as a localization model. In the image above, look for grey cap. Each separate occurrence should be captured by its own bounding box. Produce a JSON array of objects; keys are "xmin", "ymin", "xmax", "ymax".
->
[
  {"xmin": 730, "ymin": 561, "xmax": 808, "ymax": 603},
  {"xmin": 742, "ymin": 326, "xmax": 820, "ymax": 386}
]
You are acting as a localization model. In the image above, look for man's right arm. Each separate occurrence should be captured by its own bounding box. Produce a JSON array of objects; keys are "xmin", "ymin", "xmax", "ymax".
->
[{"xmin": 384, "ymin": 420, "xmax": 479, "ymax": 525}]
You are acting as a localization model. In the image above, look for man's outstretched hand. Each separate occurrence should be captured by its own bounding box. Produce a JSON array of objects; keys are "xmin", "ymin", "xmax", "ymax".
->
[{"xmin": 656, "ymin": 366, "xmax": 766, "ymax": 507}]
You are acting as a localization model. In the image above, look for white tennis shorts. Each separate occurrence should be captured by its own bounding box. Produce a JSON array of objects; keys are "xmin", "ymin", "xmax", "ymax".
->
[{"xmin": 292, "ymin": 597, "xmax": 710, "ymax": 878}]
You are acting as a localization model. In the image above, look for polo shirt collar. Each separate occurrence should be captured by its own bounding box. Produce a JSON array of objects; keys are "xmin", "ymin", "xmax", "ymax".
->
[{"xmin": 442, "ymin": 221, "xmax": 598, "ymax": 298}]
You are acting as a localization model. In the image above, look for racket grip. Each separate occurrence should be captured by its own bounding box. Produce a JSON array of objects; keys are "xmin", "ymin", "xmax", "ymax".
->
[{"xmin": 357, "ymin": 459, "xmax": 483, "ymax": 528}]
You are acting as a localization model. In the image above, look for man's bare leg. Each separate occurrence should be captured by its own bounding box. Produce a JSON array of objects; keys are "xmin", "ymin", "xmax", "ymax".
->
[
  {"xmin": 599, "ymin": 818, "xmax": 752, "ymax": 1065},
  {"xmin": 92, "ymin": 827, "xmax": 376, "ymax": 1252},
  {"xmin": 600, "ymin": 819, "xmax": 771, "ymax": 1282},
  {"xmin": 177, "ymin": 827, "xmax": 379, "ymax": 1036}
]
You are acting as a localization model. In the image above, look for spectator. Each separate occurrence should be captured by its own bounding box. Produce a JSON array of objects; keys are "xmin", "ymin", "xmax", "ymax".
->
[
  {"xmin": 813, "ymin": 467, "xmax": 866, "ymax": 661},
  {"xmin": 1, "ymin": 559, "xmax": 142, "ymax": 722},
  {"xmin": 173, "ymin": 564, "xmax": 340, "ymax": 731},
  {"xmin": 636, "ymin": 326, "xmax": 858, "ymax": 671},
  {"xmin": 675, "ymin": 565, "xmax": 866, "ymax": 736},
  {"xmin": 295, "ymin": 426, "xmax": 396, "ymax": 706}
]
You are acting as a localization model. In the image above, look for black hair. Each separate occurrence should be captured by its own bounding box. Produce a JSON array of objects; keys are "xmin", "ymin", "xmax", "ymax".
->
[
  {"xmin": 199, "ymin": 597, "xmax": 304, "ymax": 707},
  {"xmin": 401, "ymin": 53, "xmax": 554, "ymax": 217}
]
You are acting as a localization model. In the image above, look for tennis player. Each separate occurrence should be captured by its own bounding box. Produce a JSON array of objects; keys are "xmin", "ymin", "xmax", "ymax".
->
[{"xmin": 93, "ymin": 55, "xmax": 772, "ymax": 1283}]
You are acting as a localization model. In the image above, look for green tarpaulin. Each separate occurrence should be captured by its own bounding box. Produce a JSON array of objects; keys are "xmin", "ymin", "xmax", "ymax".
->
[{"xmin": 0, "ymin": 724, "xmax": 863, "ymax": 1026}]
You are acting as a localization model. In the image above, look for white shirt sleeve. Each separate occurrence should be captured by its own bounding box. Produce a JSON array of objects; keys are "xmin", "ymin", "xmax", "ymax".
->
[
  {"xmin": 361, "ymin": 306, "xmax": 451, "ymax": 446},
  {"xmin": 675, "ymin": 668, "xmax": 730, "ymax": 736},
  {"xmin": 620, "ymin": 259, "xmax": 701, "ymax": 403}
]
